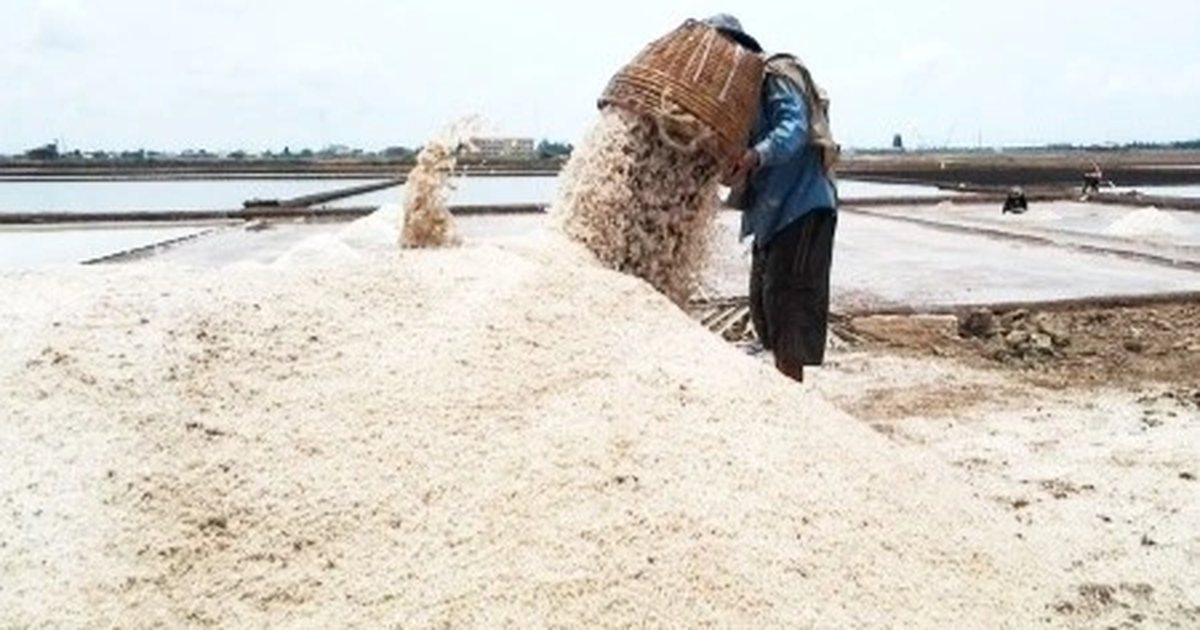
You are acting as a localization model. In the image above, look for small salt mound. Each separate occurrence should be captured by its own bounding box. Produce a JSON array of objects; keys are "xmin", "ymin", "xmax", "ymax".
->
[
  {"xmin": 270, "ymin": 233, "xmax": 364, "ymax": 269},
  {"xmin": 257, "ymin": 205, "xmax": 404, "ymax": 270},
  {"xmin": 338, "ymin": 203, "xmax": 402, "ymax": 251},
  {"xmin": 1104, "ymin": 207, "xmax": 1188, "ymax": 239},
  {"xmin": 0, "ymin": 234, "xmax": 1065, "ymax": 627},
  {"xmin": 1028, "ymin": 209, "xmax": 1065, "ymax": 221}
]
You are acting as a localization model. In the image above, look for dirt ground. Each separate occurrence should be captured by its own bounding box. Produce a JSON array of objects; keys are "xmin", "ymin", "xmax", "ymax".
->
[
  {"xmin": 810, "ymin": 300, "xmax": 1200, "ymax": 629},
  {"xmin": 836, "ymin": 301, "xmax": 1200, "ymax": 392}
]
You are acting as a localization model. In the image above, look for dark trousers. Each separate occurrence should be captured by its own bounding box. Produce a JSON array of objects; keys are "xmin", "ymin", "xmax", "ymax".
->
[{"xmin": 749, "ymin": 210, "xmax": 837, "ymax": 366}]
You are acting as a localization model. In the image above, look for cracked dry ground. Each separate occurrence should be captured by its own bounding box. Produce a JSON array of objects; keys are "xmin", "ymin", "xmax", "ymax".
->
[{"xmin": 818, "ymin": 300, "xmax": 1200, "ymax": 629}]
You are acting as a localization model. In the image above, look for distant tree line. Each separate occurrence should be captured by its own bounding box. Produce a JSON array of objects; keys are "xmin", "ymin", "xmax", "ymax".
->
[
  {"xmin": 1102, "ymin": 139, "xmax": 1200, "ymax": 151},
  {"xmin": 12, "ymin": 136, "xmax": 1198, "ymax": 164},
  {"xmin": 878, "ymin": 133, "xmax": 1200, "ymax": 154},
  {"xmin": 535, "ymin": 140, "xmax": 573, "ymax": 159},
  {"xmin": 4, "ymin": 140, "xmax": 576, "ymax": 163}
]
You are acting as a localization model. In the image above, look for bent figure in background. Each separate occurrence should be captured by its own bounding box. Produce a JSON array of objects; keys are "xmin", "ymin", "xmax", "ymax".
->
[{"xmin": 1002, "ymin": 187, "xmax": 1028, "ymax": 214}]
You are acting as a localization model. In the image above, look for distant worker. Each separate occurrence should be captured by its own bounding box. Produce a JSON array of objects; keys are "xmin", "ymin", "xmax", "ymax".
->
[
  {"xmin": 1082, "ymin": 163, "xmax": 1104, "ymax": 195},
  {"xmin": 1002, "ymin": 186, "xmax": 1028, "ymax": 214}
]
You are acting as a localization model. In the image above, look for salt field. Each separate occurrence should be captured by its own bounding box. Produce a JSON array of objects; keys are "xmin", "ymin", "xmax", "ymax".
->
[
  {"xmin": 825, "ymin": 211, "xmax": 1200, "ymax": 309},
  {"xmin": 3, "ymin": 198, "xmax": 1197, "ymax": 628},
  {"xmin": 3, "ymin": 176, "xmax": 1198, "ymax": 629},
  {"xmin": 0, "ymin": 178, "xmax": 390, "ymax": 214},
  {"xmin": 0, "ymin": 224, "xmax": 223, "ymax": 268},
  {"xmin": 857, "ymin": 201, "xmax": 1200, "ymax": 267},
  {"xmin": 102, "ymin": 201, "xmax": 1200, "ymax": 311},
  {"xmin": 0, "ymin": 177, "xmax": 951, "ymax": 217},
  {"xmin": 1113, "ymin": 184, "xmax": 1200, "ymax": 199},
  {"xmin": 0, "ymin": 178, "xmax": 966, "ymax": 269},
  {"xmin": 700, "ymin": 206, "xmax": 1200, "ymax": 308},
  {"xmin": 0, "ymin": 176, "xmax": 557, "ymax": 217},
  {"xmin": 350, "ymin": 175, "xmax": 559, "ymax": 208},
  {"xmin": 0, "ymin": 227, "xmax": 1068, "ymax": 628},
  {"xmin": 7, "ymin": 1, "xmax": 1200, "ymax": 626},
  {"xmin": 5, "ymin": 178, "xmax": 1197, "ymax": 313},
  {"xmin": 835, "ymin": 179, "xmax": 962, "ymax": 199}
]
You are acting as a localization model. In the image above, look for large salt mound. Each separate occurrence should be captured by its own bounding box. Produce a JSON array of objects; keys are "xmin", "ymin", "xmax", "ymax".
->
[{"xmin": 0, "ymin": 232, "xmax": 1058, "ymax": 627}]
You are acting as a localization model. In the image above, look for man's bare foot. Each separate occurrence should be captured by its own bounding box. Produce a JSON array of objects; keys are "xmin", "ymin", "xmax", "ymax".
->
[{"xmin": 775, "ymin": 356, "xmax": 805, "ymax": 383}]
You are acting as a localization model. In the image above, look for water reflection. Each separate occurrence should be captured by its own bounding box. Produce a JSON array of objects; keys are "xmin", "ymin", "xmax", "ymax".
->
[
  {"xmin": 0, "ymin": 176, "xmax": 972, "ymax": 216},
  {"xmin": 0, "ymin": 224, "xmax": 219, "ymax": 268},
  {"xmin": 0, "ymin": 177, "xmax": 1010, "ymax": 268}
]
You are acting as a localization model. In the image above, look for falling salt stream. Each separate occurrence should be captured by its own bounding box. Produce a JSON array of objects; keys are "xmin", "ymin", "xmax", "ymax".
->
[{"xmin": 552, "ymin": 107, "xmax": 723, "ymax": 306}]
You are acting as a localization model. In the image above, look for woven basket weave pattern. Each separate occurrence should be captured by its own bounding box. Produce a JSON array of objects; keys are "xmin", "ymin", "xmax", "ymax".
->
[{"xmin": 600, "ymin": 20, "xmax": 764, "ymax": 167}]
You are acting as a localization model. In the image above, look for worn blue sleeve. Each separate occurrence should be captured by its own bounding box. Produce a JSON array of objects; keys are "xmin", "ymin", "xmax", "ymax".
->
[{"xmin": 753, "ymin": 75, "xmax": 809, "ymax": 167}]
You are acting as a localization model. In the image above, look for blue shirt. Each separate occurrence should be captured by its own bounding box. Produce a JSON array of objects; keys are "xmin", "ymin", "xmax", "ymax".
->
[{"xmin": 740, "ymin": 74, "xmax": 838, "ymax": 249}]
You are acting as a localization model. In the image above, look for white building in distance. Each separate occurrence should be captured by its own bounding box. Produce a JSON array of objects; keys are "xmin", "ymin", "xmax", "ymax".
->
[{"xmin": 465, "ymin": 137, "xmax": 536, "ymax": 160}]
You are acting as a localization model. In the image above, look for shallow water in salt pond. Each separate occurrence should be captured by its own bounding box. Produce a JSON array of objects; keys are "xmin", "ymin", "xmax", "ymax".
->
[
  {"xmin": 0, "ymin": 176, "xmax": 966, "ymax": 216},
  {"xmin": 0, "ymin": 177, "xmax": 559, "ymax": 214},
  {"xmin": 0, "ymin": 178, "xmax": 960, "ymax": 267},
  {"xmin": 0, "ymin": 225, "xmax": 215, "ymax": 268},
  {"xmin": 1112, "ymin": 185, "xmax": 1200, "ymax": 199}
]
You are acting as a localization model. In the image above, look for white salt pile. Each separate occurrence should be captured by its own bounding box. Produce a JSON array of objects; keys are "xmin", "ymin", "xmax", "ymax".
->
[
  {"xmin": 552, "ymin": 107, "xmax": 723, "ymax": 306},
  {"xmin": 0, "ymin": 223, "xmax": 1066, "ymax": 628},
  {"xmin": 1104, "ymin": 207, "xmax": 1188, "ymax": 240}
]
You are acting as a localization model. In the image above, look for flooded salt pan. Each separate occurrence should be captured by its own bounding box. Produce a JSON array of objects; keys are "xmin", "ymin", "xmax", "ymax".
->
[
  {"xmin": 0, "ymin": 225, "xmax": 219, "ymax": 268},
  {"xmin": 859, "ymin": 201, "xmax": 1200, "ymax": 266},
  {"xmin": 1112, "ymin": 185, "xmax": 1200, "ymax": 199}
]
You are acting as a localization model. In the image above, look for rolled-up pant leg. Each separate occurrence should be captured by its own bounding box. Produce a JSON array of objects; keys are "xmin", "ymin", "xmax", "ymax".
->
[{"xmin": 749, "ymin": 209, "xmax": 837, "ymax": 365}]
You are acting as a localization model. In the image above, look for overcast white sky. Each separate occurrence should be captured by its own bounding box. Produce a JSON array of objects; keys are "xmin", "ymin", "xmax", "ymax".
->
[{"xmin": 3, "ymin": 0, "xmax": 1198, "ymax": 153}]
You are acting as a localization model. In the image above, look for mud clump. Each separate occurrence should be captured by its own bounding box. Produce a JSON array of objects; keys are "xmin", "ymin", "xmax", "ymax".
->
[{"xmin": 958, "ymin": 309, "xmax": 1071, "ymax": 363}]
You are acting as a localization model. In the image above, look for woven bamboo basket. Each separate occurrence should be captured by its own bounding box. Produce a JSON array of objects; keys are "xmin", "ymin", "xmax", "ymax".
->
[{"xmin": 599, "ymin": 19, "xmax": 765, "ymax": 169}]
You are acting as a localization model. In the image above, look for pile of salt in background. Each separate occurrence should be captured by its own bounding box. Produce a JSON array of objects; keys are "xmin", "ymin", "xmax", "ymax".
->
[
  {"xmin": 552, "ymin": 106, "xmax": 723, "ymax": 306},
  {"xmin": 0, "ymin": 226, "xmax": 1064, "ymax": 628}
]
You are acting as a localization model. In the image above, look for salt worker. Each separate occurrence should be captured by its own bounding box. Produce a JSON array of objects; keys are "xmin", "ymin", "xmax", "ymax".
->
[
  {"xmin": 708, "ymin": 13, "xmax": 839, "ymax": 384},
  {"xmin": 1002, "ymin": 186, "xmax": 1029, "ymax": 214},
  {"xmin": 1082, "ymin": 164, "xmax": 1104, "ymax": 195}
]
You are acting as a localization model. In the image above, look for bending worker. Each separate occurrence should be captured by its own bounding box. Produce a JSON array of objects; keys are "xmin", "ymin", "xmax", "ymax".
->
[{"xmin": 707, "ymin": 13, "xmax": 839, "ymax": 384}]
